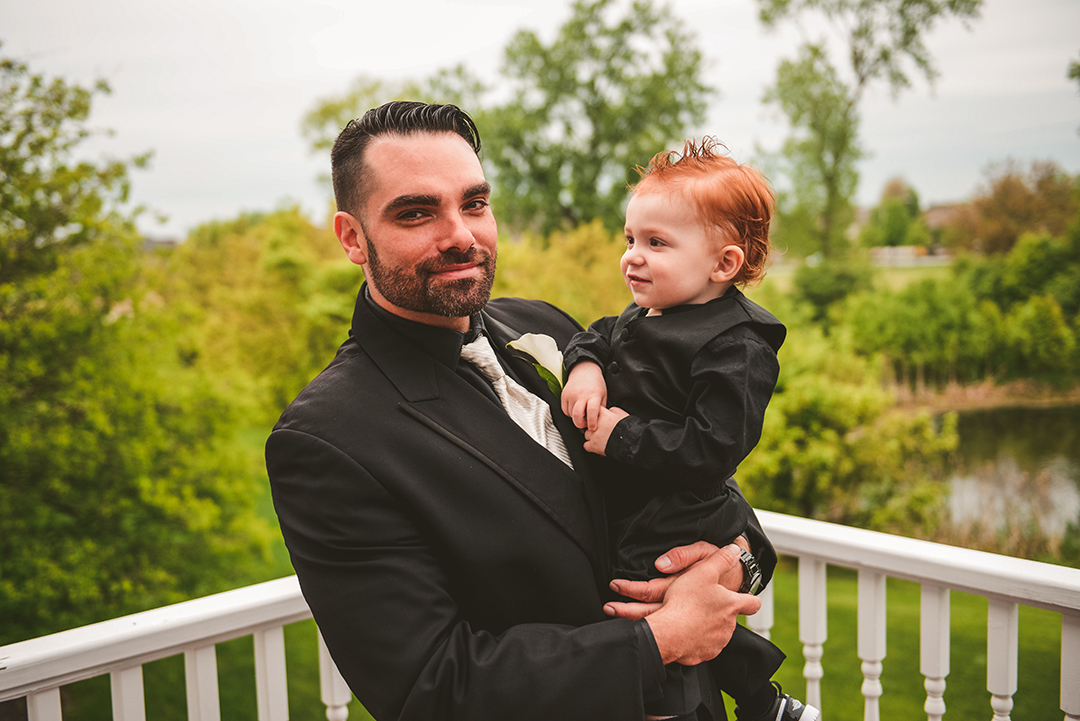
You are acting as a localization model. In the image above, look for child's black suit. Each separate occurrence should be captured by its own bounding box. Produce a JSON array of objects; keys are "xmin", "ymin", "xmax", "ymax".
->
[{"xmin": 564, "ymin": 287, "xmax": 788, "ymax": 716}]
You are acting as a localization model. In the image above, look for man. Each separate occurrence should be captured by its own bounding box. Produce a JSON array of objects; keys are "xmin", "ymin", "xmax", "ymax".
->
[{"xmin": 266, "ymin": 101, "xmax": 773, "ymax": 721}]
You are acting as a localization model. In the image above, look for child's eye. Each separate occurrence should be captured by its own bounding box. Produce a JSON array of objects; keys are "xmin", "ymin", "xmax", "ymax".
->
[
  {"xmin": 625, "ymin": 235, "xmax": 635, "ymax": 248},
  {"xmin": 649, "ymin": 237, "xmax": 665, "ymax": 247}
]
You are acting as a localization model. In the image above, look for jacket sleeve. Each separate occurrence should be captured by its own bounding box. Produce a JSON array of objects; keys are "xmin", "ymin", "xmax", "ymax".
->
[
  {"xmin": 604, "ymin": 327, "xmax": 781, "ymax": 489},
  {"xmin": 725, "ymin": 476, "xmax": 778, "ymax": 588},
  {"xmin": 266, "ymin": 428, "xmax": 651, "ymax": 721},
  {"xmin": 562, "ymin": 315, "xmax": 618, "ymax": 370}
]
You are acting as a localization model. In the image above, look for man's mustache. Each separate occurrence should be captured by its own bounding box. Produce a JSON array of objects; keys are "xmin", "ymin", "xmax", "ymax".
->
[{"xmin": 418, "ymin": 246, "xmax": 494, "ymax": 274}]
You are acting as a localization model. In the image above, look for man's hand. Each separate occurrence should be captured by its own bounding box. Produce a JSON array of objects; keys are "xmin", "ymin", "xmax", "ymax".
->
[
  {"xmin": 561, "ymin": 362, "xmax": 608, "ymax": 431},
  {"xmin": 603, "ymin": 543, "xmax": 761, "ymax": 666},
  {"xmin": 609, "ymin": 538, "xmax": 751, "ymax": 603},
  {"xmin": 582, "ymin": 406, "xmax": 629, "ymax": 456}
]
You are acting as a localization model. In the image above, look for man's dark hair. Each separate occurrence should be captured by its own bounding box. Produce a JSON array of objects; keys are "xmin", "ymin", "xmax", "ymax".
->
[{"xmin": 331, "ymin": 101, "xmax": 482, "ymax": 219}]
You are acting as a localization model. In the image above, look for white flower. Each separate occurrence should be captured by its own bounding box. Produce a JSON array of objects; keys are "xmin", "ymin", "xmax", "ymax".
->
[{"xmin": 507, "ymin": 333, "xmax": 564, "ymax": 395}]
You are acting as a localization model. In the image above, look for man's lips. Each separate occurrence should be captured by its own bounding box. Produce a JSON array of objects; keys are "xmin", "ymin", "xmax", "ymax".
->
[
  {"xmin": 421, "ymin": 247, "xmax": 492, "ymax": 280},
  {"xmin": 430, "ymin": 262, "xmax": 480, "ymax": 278}
]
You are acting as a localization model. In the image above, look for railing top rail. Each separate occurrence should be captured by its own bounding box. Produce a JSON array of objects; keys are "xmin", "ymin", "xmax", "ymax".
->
[
  {"xmin": 0, "ymin": 575, "xmax": 310, "ymax": 702},
  {"xmin": 759, "ymin": 510, "xmax": 1080, "ymax": 613}
]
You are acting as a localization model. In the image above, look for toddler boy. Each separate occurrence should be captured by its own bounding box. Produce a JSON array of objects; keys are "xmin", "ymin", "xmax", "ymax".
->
[{"xmin": 561, "ymin": 138, "xmax": 817, "ymax": 721}]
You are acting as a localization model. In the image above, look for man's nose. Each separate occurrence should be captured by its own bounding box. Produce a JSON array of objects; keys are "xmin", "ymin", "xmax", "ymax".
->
[{"xmin": 437, "ymin": 213, "xmax": 476, "ymax": 252}]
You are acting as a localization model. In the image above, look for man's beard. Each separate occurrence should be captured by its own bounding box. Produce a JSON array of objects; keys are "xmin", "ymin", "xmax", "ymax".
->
[{"xmin": 365, "ymin": 238, "xmax": 496, "ymax": 318}]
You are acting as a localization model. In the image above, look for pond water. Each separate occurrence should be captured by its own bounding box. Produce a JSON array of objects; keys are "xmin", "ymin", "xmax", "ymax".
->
[{"xmin": 948, "ymin": 405, "xmax": 1080, "ymax": 540}]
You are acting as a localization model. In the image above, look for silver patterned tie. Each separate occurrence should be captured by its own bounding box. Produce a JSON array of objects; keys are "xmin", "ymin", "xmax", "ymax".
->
[{"xmin": 460, "ymin": 334, "xmax": 574, "ymax": 468}]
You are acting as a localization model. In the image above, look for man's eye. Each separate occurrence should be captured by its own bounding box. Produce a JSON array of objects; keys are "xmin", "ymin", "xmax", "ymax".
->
[
  {"xmin": 398, "ymin": 210, "xmax": 426, "ymax": 221},
  {"xmin": 465, "ymin": 199, "xmax": 489, "ymax": 211}
]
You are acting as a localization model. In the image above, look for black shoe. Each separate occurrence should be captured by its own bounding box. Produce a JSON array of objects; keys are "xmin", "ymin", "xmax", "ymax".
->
[{"xmin": 737, "ymin": 682, "xmax": 820, "ymax": 721}]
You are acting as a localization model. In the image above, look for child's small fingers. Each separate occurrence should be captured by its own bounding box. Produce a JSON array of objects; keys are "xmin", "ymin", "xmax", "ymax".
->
[
  {"xmin": 586, "ymin": 398, "xmax": 600, "ymax": 432},
  {"xmin": 574, "ymin": 401, "xmax": 590, "ymax": 429}
]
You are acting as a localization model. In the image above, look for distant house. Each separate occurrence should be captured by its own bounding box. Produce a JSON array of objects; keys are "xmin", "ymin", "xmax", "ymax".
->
[
  {"xmin": 923, "ymin": 203, "xmax": 971, "ymax": 230},
  {"xmin": 142, "ymin": 235, "xmax": 180, "ymax": 251}
]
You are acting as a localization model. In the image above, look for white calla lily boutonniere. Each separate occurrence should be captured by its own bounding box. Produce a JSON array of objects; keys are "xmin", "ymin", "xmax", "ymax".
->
[{"xmin": 507, "ymin": 333, "xmax": 565, "ymax": 395}]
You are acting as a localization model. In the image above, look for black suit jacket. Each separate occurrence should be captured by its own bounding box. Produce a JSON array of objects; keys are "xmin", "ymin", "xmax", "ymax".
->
[{"xmin": 267, "ymin": 288, "xmax": 773, "ymax": 721}]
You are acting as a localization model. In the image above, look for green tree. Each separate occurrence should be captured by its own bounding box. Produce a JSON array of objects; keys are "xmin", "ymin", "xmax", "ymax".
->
[
  {"xmin": 480, "ymin": 0, "xmax": 712, "ymax": 235},
  {"xmin": 759, "ymin": 0, "xmax": 982, "ymax": 258},
  {"xmin": 0, "ymin": 52, "xmax": 271, "ymax": 643},
  {"xmin": 859, "ymin": 177, "xmax": 931, "ymax": 247},
  {"xmin": 1006, "ymin": 294, "xmax": 1075, "ymax": 381},
  {"xmin": 300, "ymin": 65, "xmax": 486, "ymax": 156},
  {"xmin": 162, "ymin": 208, "xmax": 361, "ymax": 419},
  {"xmin": 764, "ymin": 44, "xmax": 862, "ymax": 259},
  {"xmin": 302, "ymin": 0, "xmax": 712, "ymax": 235},
  {"xmin": 1070, "ymin": 52, "xmax": 1080, "ymax": 134},
  {"xmin": 737, "ymin": 296, "xmax": 957, "ymax": 526}
]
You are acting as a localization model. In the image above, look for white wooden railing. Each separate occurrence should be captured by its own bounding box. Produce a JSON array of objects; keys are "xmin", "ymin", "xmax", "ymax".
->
[{"xmin": 3, "ymin": 513, "xmax": 1079, "ymax": 720}]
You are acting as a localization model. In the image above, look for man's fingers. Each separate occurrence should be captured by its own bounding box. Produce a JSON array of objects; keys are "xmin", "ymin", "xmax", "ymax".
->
[
  {"xmin": 603, "ymin": 601, "xmax": 662, "ymax": 620},
  {"xmin": 654, "ymin": 541, "xmax": 725, "ymax": 575},
  {"xmin": 610, "ymin": 576, "xmax": 672, "ymax": 603},
  {"xmin": 734, "ymin": 589, "xmax": 762, "ymax": 616}
]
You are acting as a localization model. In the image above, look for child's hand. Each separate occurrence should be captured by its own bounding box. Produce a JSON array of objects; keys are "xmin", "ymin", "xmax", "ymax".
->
[
  {"xmin": 561, "ymin": 361, "xmax": 608, "ymax": 431},
  {"xmin": 583, "ymin": 406, "xmax": 629, "ymax": 456}
]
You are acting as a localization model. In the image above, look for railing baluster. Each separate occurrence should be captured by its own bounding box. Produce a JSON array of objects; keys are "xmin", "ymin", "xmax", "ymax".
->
[
  {"xmin": 920, "ymin": 584, "xmax": 950, "ymax": 721},
  {"xmin": 27, "ymin": 688, "xmax": 62, "ymax": 721},
  {"xmin": 255, "ymin": 626, "xmax": 289, "ymax": 721},
  {"xmin": 858, "ymin": 570, "xmax": 886, "ymax": 721},
  {"xmin": 318, "ymin": 630, "xmax": 351, "ymax": 721},
  {"xmin": 798, "ymin": 557, "xmax": 827, "ymax": 711},
  {"xmin": 110, "ymin": 666, "xmax": 146, "ymax": 721},
  {"xmin": 748, "ymin": 581, "xmax": 775, "ymax": 641},
  {"xmin": 1063, "ymin": 611, "xmax": 1080, "ymax": 721},
  {"xmin": 184, "ymin": 645, "xmax": 221, "ymax": 721},
  {"xmin": 987, "ymin": 598, "xmax": 1018, "ymax": 721}
]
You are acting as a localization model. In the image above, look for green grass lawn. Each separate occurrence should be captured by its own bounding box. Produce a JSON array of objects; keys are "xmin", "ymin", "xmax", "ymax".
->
[{"xmin": 754, "ymin": 261, "xmax": 952, "ymax": 296}]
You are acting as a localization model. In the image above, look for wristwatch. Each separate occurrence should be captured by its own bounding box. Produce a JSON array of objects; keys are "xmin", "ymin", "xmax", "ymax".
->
[{"xmin": 738, "ymin": 547, "xmax": 763, "ymax": 595}]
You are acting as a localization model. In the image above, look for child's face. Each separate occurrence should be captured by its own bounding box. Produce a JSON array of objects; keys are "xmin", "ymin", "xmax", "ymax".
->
[{"xmin": 621, "ymin": 191, "xmax": 730, "ymax": 312}]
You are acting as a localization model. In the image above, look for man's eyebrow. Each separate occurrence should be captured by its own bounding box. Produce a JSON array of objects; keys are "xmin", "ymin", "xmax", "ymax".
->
[
  {"xmin": 463, "ymin": 182, "xmax": 491, "ymax": 200},
  {"xmin": 383, "ymin": 194, "xmax": 440, "ymax": 215}
]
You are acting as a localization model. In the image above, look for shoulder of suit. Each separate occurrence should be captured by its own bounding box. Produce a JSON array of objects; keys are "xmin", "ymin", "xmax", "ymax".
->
[
  {"xmin": 272, "ymin": 336, "xmax": 372, "ymax": 430},
  {"xmin": 484, "ymin": 296, "xmax": 583, "ymax": 333}
]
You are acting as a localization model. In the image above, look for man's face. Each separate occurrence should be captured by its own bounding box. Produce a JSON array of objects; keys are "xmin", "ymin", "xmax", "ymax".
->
[{"xmin": 344, "ymin": 132, "xmax": 498, "ymax": 328}]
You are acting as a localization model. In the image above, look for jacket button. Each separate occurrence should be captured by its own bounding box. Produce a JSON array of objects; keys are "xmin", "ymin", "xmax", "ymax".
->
[
  {"xmin": 607, "ymin": 361, "xmax": 620, "ymax": 375},
  {"xmin": 620, "ymin": 328, "xmax": 632, "ymax": 342}
]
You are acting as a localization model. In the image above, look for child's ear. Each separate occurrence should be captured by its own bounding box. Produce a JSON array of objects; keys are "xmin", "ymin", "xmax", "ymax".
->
[{"xmin": 711, "ymin": 244, "xmax": 745, "ymax": 284}]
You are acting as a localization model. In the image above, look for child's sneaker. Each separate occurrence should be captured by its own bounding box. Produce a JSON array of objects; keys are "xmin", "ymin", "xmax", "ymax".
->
[{"xmin": 737, "ymin": 682, "xmax": 820, "ymax": 721}]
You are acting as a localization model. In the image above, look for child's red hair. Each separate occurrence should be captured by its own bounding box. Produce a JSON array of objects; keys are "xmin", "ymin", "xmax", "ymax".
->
[{"xmin": 632, "ymin": 137, "xmax": 774, "ymax": 285}]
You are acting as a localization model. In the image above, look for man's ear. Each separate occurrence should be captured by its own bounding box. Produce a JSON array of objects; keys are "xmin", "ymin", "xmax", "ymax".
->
[
  {"xmin": 712, "ymin": 244, "xmax": 745, "ymax": 284},
  {"xmin": 334, "ymin": 211, "xmax": 368, "ymax": 266}
]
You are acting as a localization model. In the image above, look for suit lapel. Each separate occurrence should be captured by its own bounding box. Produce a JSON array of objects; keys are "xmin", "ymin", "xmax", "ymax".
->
[
  {"xmin": 351, "ymin": 295, "xmax": 608, "ymax": 576},
  {"xmin": 484, "ymin": 312, "xmax": 610, "ymax": 567}
]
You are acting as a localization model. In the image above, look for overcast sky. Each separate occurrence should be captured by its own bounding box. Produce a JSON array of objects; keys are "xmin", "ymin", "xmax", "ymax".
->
[{"xmin": 3, "ymin": 0, "xmax": 1078, "ymax": 239}]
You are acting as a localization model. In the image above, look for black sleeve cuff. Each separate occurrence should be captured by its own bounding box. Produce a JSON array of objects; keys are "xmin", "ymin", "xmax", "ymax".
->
[
  {"xmin": 563, "ymin": 329, "xmax": 609, "ymax": 370},
  {"xmin": 633, "ymin": 618, "xmax": 666, "ymax": 700},
  {"xmin": 604, "ymin": 414, "xmax": 646, "ymax": 464}
]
